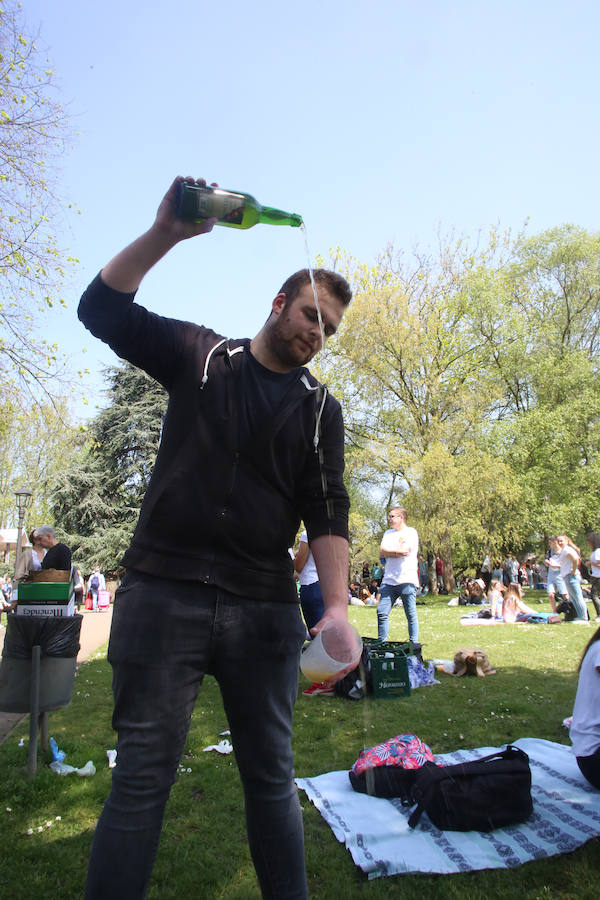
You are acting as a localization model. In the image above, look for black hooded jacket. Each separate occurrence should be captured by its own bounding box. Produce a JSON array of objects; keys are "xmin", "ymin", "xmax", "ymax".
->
[{"xmin": 78, "ymin": 274, "xmax": 349, "ymax": 603}]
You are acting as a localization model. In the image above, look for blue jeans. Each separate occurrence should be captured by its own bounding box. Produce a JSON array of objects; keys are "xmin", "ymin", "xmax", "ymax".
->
[
  {"xmin": 85, "ymin": 571, "xmax": 307, "ymax": 900},
  {"xmin": 299, "ymin": 581, "xmax": 324, "ymax": 632},
  {"xmin": 377, "ymin": 583, "xmax": 418, "ymax": 642},
  {"xmin": 565, "ymin": 573, "xmax": 587, "ymax": 620}
]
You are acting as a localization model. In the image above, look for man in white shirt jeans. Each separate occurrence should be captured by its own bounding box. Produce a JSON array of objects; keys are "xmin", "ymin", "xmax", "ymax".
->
[{"xmin": 377, "ymin": 507, "xmax": 419, "ymax": 643}]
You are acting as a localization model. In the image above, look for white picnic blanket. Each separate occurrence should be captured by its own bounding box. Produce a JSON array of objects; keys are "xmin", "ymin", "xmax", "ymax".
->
[{"xmin": 296, "ymin": 738, "xmax": 600, "ymax": 879}]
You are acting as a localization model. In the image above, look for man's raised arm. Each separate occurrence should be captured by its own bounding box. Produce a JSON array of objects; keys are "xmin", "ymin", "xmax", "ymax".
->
[{"xmin": 101, "ymin": 176, "xmax": 218, "ymax": 293}]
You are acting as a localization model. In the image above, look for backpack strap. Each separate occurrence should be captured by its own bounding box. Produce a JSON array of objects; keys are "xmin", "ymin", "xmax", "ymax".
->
[{"xmin": 407, "ymin": 746, "xmax": 528, "ymax": 828}]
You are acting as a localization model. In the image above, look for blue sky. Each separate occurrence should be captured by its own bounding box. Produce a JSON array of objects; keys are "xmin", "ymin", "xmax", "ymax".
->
[{"xmin": 21, "ymin": 0, "xmax": 600, "ymax": 418}]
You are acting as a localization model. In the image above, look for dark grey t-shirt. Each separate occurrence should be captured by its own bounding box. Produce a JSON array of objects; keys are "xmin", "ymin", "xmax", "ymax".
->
[{"xmin": 239, "ymin": 351, "xmax": 299, "ymax": 444}]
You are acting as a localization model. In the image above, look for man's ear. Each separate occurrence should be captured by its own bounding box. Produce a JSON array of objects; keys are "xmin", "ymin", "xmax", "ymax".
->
[{"xmin": 271, "ymin": 293, "xmax": 287, "ymax": 317}]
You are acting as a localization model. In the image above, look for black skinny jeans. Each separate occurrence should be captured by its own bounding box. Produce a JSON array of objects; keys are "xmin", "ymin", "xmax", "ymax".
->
[{"xmin": 85, "ymin": 571, "xmax": 308, "ymax": 899}]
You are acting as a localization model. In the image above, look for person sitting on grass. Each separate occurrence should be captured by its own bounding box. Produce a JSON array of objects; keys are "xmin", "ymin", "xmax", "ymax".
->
[
  {"xmin": 569, "ymin": 625, "xmax": 600, "ymax": 789},
  {"xmin": 469, "ymin": 578, "xmax": 486, "ymax": 605},
  {"xmin": 488, "ymin": 579, "xmax": 506, "ymax": 619},
  {"xmin": 457, "ymin": 578, "xmax": 473, "ymax": 605},
  {"xmin": 501, "ymin": 582, "xmax": 537, "ymax": 623},
  {"xmin": 359, "ymin": 582, "xmax": 379, "ymax": 606}
]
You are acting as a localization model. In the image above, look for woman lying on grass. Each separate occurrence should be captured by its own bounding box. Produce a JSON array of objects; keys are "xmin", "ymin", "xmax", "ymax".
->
[{"xmin": 570, "ymin": 625, "xmax": 600, "ymax": 789}]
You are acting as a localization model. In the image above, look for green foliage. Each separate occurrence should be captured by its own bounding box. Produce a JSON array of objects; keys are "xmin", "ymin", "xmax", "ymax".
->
[
  {"xmin": 318, "ymin": 224, "xmax": 600, "ymax": 576},
  {"xmin": 0, "ymin": 388, "xmax": 82, "ymax": 532},
  {"xmin": 51, "ymin": 362, "xmax": 168, "ymax": 573},
  {"xmin": 0, "ymin": 0, "xmax": 78, "ymax": 401}
]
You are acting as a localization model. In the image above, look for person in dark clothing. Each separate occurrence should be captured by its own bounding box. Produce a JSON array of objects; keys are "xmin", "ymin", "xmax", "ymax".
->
[
  {"xmin": 36, "ymin": 525, "xmax": 71, "ymax": 571},
  {"xmin": 78, "ymin": 175, "xmax": 353, "ymax": 900}
]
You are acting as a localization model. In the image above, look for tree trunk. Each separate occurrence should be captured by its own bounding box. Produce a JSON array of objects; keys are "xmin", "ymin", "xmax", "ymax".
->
[
  {"xmin": 441, "ymin": 532, "xmax": 456, "ymax": 592},
  {"xmin": 426, "ymin": 550, "xmax": 438, "ymax": 595}
]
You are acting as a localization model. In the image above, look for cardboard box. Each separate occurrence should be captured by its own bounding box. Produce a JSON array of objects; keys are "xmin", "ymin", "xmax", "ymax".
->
[{"xmin": 25, "ymin": 568, "xmax": 71, "ymax": 584}]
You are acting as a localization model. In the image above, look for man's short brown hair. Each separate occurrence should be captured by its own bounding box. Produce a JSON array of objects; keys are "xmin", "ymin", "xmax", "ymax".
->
[{"xmin": 278, "ymin": 269, "xmax": 352, "ymax": 308}]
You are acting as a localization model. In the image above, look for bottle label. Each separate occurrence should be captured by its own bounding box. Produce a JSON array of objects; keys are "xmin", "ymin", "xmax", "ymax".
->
[{"xmin": 193, "ymin": 189, "xmax": 245, "ymax": 225}]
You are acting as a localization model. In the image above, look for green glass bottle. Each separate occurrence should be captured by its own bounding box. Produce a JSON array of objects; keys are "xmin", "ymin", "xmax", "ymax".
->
[{"xmin": 176, "ymin": 182, "xmax": 302, "ymax": 229}]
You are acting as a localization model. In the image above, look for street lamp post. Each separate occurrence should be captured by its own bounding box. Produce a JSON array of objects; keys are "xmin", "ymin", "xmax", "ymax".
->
[{"xmin": 13, "ymin": 488, "xmax": 33, "ymax": 577}]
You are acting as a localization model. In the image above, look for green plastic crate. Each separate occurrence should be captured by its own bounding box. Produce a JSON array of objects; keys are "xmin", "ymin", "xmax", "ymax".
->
[
  {"xmin": 363, "ymin": 637, "xmax": 415, "ymax": 656},
  {"xmin": 367, "ymin": 642, "xmax": 411, "ymax": 699},
  {"xmin": 17, "ymin": 582, "xmax": 73, "ymax": 603}
]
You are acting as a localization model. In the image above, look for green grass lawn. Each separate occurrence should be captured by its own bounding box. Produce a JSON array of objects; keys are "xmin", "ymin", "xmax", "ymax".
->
[{"xmin": 1, "ymin": 593, "xmax": 599, "ymax": 899}]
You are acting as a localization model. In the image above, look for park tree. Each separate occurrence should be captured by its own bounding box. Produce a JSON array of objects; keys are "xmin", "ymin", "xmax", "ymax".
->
[
  {"xmin": 0, "ymin": 387, "xmax": 81, "ymax": 530},
  {"xmin": 51, "ymin": 362, "xmax": 168, "ymax": 573},
  {"xmin": 0, "ymin": 0, "xmax": 77, "ymax": 404},
  {"xmin": 317, "ymin": 224, "xmax": 600, "ymax": 578},
  {"xmin": 316, "ymin": 234, "xmax": 510, "ymax": 587},
  {"xmin": 467, "ymin": 226, "xmax": 600, "ymax": 544}
]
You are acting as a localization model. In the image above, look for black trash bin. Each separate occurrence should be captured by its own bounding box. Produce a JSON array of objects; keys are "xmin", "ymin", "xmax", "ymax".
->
[{"xmin": 0, "ymin": 615, "xmax": 83, "ymax": 713}]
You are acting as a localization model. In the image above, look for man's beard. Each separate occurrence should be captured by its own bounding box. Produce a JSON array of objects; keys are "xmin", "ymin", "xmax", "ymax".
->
[{"xmin": 268, "ymin": 315, "xmax": 316, "ymax": 369}]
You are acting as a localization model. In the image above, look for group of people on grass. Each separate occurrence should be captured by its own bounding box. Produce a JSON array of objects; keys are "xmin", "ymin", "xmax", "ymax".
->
[
  {"xmin": 543, "ymin": 533, "xmax": 598, "ymax": 623},
  {"xmin": 296, "ymin": 519, "xmax": 600, "ymax": 793}
]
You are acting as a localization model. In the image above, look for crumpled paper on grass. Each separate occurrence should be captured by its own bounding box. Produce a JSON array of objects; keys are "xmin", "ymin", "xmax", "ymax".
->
[
  {"xmin": 50, "ymin": 760, "xmax": 96, "ymax": 777},
  {"xmin": 202, "ymin": 739, "xmax": 233, "ymax": 755}
]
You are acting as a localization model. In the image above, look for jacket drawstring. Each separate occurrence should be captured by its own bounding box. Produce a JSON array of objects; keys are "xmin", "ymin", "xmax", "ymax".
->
[
  {"xmin": 313, "ymin": 386, "xmax": 328, "ymax": 452},
  {"xmin": 200, "ymin": 338, "xmax": 227, "ymax": 389}
]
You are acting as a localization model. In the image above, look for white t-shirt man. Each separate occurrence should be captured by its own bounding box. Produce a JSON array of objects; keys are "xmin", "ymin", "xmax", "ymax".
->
[
  {"xmin": 380, "ymin": 526, "xmax": 419, "ymax": 587},
  {"xmin": 589, "ymin": 549, "xmax": 600, "ymax": 579}
]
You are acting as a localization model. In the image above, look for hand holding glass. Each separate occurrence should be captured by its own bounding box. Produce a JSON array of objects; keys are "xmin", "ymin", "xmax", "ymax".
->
[{"xmin": 300, "ymin": 620, "xmax": 363, "ymax": 683}]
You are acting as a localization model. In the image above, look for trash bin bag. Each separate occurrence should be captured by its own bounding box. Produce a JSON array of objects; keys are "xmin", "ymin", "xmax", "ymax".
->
[
  {"xmin": 0, "ymin": 657, "xmax": 78, "ymax": 712},
  {"xmin": 2, "ymin": 615, "xmax": 82, "ymax": 660}
]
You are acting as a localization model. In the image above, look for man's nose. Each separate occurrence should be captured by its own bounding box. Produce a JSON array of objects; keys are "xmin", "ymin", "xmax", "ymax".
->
[{"xmin": 309, "ymin": 322, "xmax": 323, "ymax": 345}]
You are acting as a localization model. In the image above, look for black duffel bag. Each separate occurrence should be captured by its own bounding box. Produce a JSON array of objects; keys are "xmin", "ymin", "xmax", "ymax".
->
[{"xmin": 408, "ymin": 745, "xmax": 533, "ymax": 832}]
